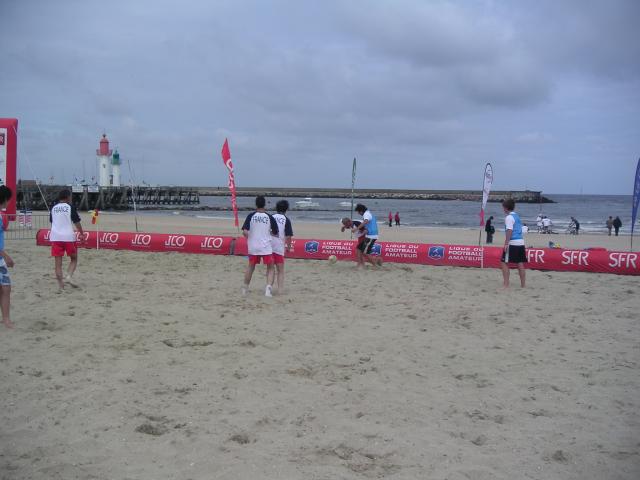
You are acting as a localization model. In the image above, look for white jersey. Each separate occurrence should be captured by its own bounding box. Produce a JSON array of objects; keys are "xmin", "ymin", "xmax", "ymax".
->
[
  {"xmin": 271, "ymin": 213, "xmax": 293, "ymax": 256},
  {"xmin": 242, "ymin": 211, "xmax": 279, "ymax": 256},
  {"xmin": 50, "ymin": 202, "xmax": 81, "ymax": 242}
]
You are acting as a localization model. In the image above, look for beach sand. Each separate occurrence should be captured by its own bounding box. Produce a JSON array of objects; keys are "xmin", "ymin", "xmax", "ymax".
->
[{"xmin": 1, "ymin": 215, "xmax": 638, "ymax": 479}]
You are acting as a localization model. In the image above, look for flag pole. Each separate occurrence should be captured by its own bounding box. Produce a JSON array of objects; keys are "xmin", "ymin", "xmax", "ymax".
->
[
  {"xmin": 479, "ymin": 163, "xmax": 494, "ymax": 269},
  {"xmin": 631, "ymin": 157, "xmax": 640, "ymax": 252},
  {"xmin": 127, "ymin": 157, "xmax": 139, "ymax": 232},
  {"xmin": 350, "ymin": 157, "xmax": 357, "ymax": 240}
]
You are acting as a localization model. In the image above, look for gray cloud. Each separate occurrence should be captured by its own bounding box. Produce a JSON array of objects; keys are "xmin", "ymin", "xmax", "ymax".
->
[{"xmin": 1, "ymin": 0, "xmax": 638, "ymax": 193}]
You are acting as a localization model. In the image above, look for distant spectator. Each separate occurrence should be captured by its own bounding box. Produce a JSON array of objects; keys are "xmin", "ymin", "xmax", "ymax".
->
[
  {"xmin": 536, "ymin": 214, "xmax": 543, "ymax": 233},
  {"xmin": 606, "ymin": 216, "xmax": 614, "ymax": 236},
  {"xmin": 394, "ymin": 212, "xmax": 400, "ymax": 226},
  {"xmin": 542, "ymin": 216, "xmax": 552, "ymax": 234},
  {"xmin": 484, "ymin": 216, "xmax": 495, "ymax": 244},
  {"xmin": 613, "ymin": 216, "xmax": 622, "ymax": 236},
  {"xmin": 388, "ymin": 212, "xmax": 393, "ymax": 228}
]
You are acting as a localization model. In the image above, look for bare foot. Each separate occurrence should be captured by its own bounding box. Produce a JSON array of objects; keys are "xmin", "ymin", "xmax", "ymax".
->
[
  {"xmin": 2, "ymin": 319, "xmax": 14, "ymax": 329},
  {"xmin": 65, "ymin": 276, "xmax": 79, "ymax": 288}
]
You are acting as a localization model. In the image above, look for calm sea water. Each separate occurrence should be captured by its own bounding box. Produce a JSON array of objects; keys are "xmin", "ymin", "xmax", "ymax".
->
[{"xmin": 145, "ymin": 194, "xmax": 636, "ymax": 235}]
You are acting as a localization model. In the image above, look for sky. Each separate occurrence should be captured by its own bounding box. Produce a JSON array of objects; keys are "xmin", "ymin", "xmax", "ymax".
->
[{"xmin": 1, "ymin": 0, "xmax": 639, "ymax": 194}]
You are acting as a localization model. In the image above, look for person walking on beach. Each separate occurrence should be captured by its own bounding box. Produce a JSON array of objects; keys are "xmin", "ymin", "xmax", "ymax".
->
[
  {"xmin": 271, "ymin": 200, "xmax": 293, "ymax": 294},
  {"xmin": 606, "ymin": 216, "xmax": 614, "ymax": 236},
  {"xmin": 485, "ymin": 216, "xmax": 495, "ymax": 244},
  {"xmin": 0, "ymin": 186, "xmax": 15, "ymax": 328},
  {"xmin": 50, "ymin": 189, "xmax": 84, "ymax": 291},
  {"xmin": 388, "ymin": 212, "xmax": 393, "ymax": 227},
  {"xmin": 613, "ymin": 216, "xmax": 622, "ymax": 236},
  {"xmin": 395, "ymin": 212, "xmax": 400, "ymax": 226},
  {"xmin": 500, "ymin": 199, "xmax": 526, "ymax": 289},
  {"xmin": 355, "ymin": 204, "xmax": 382, "ymax": 266},
  {"xmin": 242, "ymin": 196, "xmax": 279, "ymax": 297}
]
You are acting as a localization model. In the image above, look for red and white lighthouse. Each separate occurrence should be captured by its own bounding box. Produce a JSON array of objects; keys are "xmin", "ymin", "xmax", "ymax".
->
[{"xmin": 96, "ymin": 133, "xmax": 112, "ymax": 187}]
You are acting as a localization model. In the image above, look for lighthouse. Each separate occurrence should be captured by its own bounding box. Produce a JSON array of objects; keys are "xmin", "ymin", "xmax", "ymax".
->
[
  {"xmin": 96, "ymin": 133, "xmax": 112, "ymax": 187},
  {"xmin": 111, "ymin": 149, "xmax": 121, "ymax": 187}
]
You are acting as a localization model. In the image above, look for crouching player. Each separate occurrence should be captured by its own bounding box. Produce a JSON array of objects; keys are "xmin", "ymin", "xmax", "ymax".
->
[
  {"xmin": 341, "ymin": 217, "xmax": 367, "ymax": 268},
  {"xmin": 272, "ymin": 200, "xmax": 294, "ymax": 294}
]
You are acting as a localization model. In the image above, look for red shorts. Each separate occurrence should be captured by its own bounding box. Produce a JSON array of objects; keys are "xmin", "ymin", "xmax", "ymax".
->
[
  {"xmin": 272, "ymin": 253, "xmax": 285, "ymax": 265},
  {"xmin": 51, "ymin": 241, "xmax": 77, "ymax": 257},
  {"xmin": 249, "ymin": 254, "xmax": 274, "ymax": 266}
]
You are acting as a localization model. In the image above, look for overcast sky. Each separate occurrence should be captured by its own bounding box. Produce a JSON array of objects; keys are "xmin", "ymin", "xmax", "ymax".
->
[{"xmin": 1, "ymin": 0, "xmax": 638, "ymax": 194}]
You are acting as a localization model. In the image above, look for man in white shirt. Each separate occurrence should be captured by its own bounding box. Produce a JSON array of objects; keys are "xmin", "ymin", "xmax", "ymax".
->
[
  {"xmin": 49, "ymin": 190, "xmax": 84, "ymax": 290},
  {"xmin": 241, "ymin": 196, "xmax": 279, "ymax": 297},
  {"xmin": 271, "ymin": 200, "xmax": 293, "ymax": 294}
]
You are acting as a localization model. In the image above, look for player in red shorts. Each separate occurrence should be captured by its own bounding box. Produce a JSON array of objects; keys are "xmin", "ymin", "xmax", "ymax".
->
[
  {"xmin": 271, "ymin": 200, "xmax": 294, "ymax": 294},
  {"xmin": 49, "ymin": 190, "xmax": 84, "ymax": 291},
  {"xmin": 241, "ymin": 196, "xmax": 279, "ymax": 297}
]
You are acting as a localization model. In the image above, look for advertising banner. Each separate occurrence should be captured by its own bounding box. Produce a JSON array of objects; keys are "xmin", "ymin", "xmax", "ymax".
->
[
  {"xmin": 36, "ymin": 231, "xmax": 639, "ymax": 276},
  {"xmin": 36, "ymin": 230, "xmax": 234, "ymax": 255},
  {"xmin": 479, "ymin": 162, "xmax": 493, "ymax": 226},
  {"xmin": 0, "ymin": 118, "xmax": 18, "ymax": 216},
  {"xmin": 632, "ymin": 157, "xmax": 640, "ymax": 249},
  {"xmin": 221, "ymin": 139, "xmax": 239, "ymax": 228}
]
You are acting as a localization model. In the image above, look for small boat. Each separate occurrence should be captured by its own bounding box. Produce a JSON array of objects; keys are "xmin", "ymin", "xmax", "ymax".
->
[
  {"xmin": 338, "ymin": 201, "xmax": 352, "ymax": 207},
  {"xmin": 295, "ymin": 197, "xmax": 320, "ymax": 208}
]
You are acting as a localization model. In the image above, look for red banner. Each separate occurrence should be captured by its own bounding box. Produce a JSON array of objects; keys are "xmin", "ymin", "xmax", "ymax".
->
[
  {"xmin": 35, "ymin": 230, "xmax": 639, "ymax": 276},
  {"xmin": 0, "ymin": 118, "xmax": 18, "ymax": 216},
  {"xmin": 36, "ymin": 230, "xmax": 234, "ymax": 255},
  {"xmin": 221, "ymin": 138, "xmax": 239, "ymax": 228},
  {"xmin": 234, "ymin": 237, "xmax": 639, "ymax": 275}
]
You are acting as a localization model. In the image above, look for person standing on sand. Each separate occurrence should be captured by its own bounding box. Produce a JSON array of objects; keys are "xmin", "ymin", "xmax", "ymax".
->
[
  {"xmin": 395, "ymin": 212, "xmax": 400, "ymax": 226},
  {"xmin": 500, "ymin": 199, "xmax": 526, "ymax": 288},
  {"xmin": 613, "ymin": 216, "xmax": 622, "ymax": 236},
  {"xmin": 0, "ymin": 186, "xmax": 15, "ymax": 328},
  {"xmin": 242, "ymin": 196, "xmax": 279, "ymax": 297},
  {"xmin": 355, "ymin": 204, "xmax": 382, "ymax": 267},
  {"xmin": 606, "ymin": 216, "xmax": 614, "ymax": 236},
  {"xmin": 271, "ymin": 200, "xmax": 293, "ymax": 294},
  {"xmin": 485, "ymin": 216, "xmax": 494, "ymax": 244},
  {"xmin": 388, "ymin": 212, "xmax": 393, "ymax": 227},
  {"xmin": 50, "ymin": 189, "xmax": 84, "ymax": 291}
]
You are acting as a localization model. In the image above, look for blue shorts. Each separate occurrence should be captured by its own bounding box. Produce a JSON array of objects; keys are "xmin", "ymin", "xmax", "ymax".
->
[{"xmin": 0, "ymin": 258, "xmax": 11, "ymax": 286}]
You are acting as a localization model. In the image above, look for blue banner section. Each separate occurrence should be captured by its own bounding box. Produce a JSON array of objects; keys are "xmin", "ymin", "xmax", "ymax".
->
[{"xmin": 633, "ymin": 158, "xmax": 640, "ymax": 235}]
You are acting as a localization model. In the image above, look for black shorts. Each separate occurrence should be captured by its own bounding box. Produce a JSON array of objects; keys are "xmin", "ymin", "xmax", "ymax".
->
[
  {"xmin": 501, "ymin": 245, "xmax": 527, "ymax": 264},
  {"xmin": 357, "ymin": 238, "xmax": 377, "ymax": 254}
]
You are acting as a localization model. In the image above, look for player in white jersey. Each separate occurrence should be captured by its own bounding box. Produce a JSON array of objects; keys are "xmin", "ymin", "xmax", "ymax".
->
[
  {"xmin": 49, "ymin": 190, "xmax": 84, "ymax": 290},
  {"xmin": 241, "ymin": 196, "xmax": 279, "ymax": 297},
  {"xmin": 271, "ymin": 200, "xmax": 294, "ymax": 294}
]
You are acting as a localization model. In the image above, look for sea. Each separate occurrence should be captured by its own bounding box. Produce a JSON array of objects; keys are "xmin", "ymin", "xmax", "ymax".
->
[{"xmin": 142, "ymin": 194, "xmax": 636, "ymax": 235}]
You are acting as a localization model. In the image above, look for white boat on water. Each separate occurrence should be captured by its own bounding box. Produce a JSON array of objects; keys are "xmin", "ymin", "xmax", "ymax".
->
[
  {"xmin": 295, "ymin": 197, "xmax": 320, "ymax": 208},
  {"xmin": 338, "ymin": 201, "xmax": 352, "ymax": 207}
]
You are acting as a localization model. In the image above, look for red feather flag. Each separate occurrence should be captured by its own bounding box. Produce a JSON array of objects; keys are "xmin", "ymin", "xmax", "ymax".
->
[{"xmin": 221, "ymin": 139, "xmax": 239, "ymax": 227}]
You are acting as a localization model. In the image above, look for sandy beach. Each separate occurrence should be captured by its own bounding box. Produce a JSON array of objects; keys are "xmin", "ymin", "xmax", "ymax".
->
[{"xmin": 1, "ymin": 215, "xmax": 638, "ymax": 479}]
